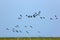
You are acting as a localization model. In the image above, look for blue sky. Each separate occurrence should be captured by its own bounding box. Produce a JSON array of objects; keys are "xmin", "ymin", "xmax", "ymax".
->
[{"xmin": 0, "ymin": 0, "xmax": 60, "ymax": 37}]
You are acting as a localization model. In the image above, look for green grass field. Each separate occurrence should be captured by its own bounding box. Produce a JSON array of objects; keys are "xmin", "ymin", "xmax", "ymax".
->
[{"xmin": 0, "ymin": 38, "xmax": 60, "ymax": 40}]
